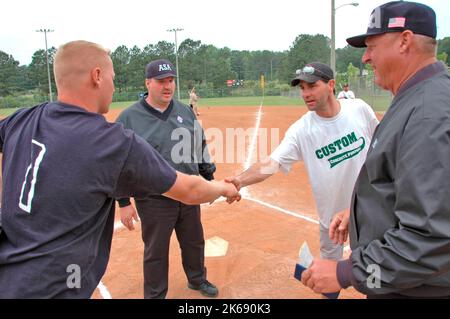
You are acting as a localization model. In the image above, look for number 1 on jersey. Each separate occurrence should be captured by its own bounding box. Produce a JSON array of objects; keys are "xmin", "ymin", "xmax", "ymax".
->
[{"xmin": 19, "ymin": 139, "xmax": 46, "ymax": 213}]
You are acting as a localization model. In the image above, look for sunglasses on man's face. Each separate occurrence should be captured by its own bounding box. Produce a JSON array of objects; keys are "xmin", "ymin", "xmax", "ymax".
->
[{"xmin": 296, "ymin": 66, "xmax": 331, "ymax": 81}]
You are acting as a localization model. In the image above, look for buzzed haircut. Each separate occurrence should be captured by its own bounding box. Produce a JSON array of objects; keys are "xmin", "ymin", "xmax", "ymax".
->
[
  {"xmin": 53, "ymin": 40, "xmax": 111, "ymax": 89},
  {"xmin": 414, "ymin": 34, "xmax": 438, "ymax": 56}
]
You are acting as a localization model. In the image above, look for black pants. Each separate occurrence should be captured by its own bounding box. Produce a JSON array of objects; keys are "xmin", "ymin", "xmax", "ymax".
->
[{"xmin": 135, "ymin": 197, "xmax": 206, "ymax": 299}]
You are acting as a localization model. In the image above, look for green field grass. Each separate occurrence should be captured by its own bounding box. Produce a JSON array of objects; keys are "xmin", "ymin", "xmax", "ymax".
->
[
  {"xmin": 110, "ymin": 96, "xmax": 303, "ymax": 109},
  {"xmin": 1, "ymin": 95, "xmax": 390, "ymax": 117},
  {"xmin": 0, "ymin": 108, "xmax": 17, "ymax": 117},
  {"xmin": 2, "ymin": 97, "xmax": 297, "ymax": 116}
]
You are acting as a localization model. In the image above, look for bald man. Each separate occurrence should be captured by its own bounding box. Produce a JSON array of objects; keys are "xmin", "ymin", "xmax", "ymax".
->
[{"xmin": 0, "ymin": 40, "xmax": 239, "ymax": 298}]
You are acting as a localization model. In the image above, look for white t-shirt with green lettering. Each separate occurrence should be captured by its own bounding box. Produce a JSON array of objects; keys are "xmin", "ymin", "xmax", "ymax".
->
[{"xmin": 270, "ymin": 98, "xmax": 379, "ymax": 227}]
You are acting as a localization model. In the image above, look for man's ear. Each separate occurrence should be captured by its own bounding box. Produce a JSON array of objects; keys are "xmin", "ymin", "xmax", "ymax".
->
[
  {"xmin": 145, "ymin": 78, "xmax": 152, "ymax": 90},
  {"xmin": 328, "ymin": 79, "xmax": 336, "ymax": 92},
  {"xmin": 91, "ymin": 67, "xmax": 102, "ymax": 87},
  {"xmin": 399, "ymin": 30, "xmax": 414, "ymax": 53}
]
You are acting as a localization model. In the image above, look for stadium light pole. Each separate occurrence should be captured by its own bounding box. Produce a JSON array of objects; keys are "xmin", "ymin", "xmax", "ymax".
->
[
  {"xmin": 331, "ymin": 1, "xmax": 359, "ymax": 74},
  {"xmin": 36, "ymin": 29, "xmax": 54, "ymax": 102},
  {"xmin": 167, "ymin": 28, "xmax": 184, "ymax": 100},
  {"xmin": 270, "ymin": 58, "xmax": 273, "ymax": 81}
]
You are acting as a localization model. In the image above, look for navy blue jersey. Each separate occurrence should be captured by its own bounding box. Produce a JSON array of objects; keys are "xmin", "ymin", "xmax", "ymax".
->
[{"xmin": 0, "ymin": 102, "xmax": 177, "ymax": 298}]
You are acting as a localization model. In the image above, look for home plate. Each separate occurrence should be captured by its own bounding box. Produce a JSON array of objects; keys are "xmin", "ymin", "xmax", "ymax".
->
[{"xmin": 205, "ymin": 236, "xmax": 229, "ymax": 257}]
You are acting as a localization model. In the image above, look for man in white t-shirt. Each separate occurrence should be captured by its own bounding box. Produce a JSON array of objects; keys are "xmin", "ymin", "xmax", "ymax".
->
[
  {"xmin": 226, "ymin": 62, "xmax": 379, "ymax": 261},
  {"xmin": 337, "ymin": 84, "xmax": 356, "ymax": 99}
]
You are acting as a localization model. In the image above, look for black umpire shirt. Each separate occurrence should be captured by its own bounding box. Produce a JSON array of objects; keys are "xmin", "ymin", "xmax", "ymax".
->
[{"xmin": 116, "ymin": 95, "xmax": 215, "ymax": 206}]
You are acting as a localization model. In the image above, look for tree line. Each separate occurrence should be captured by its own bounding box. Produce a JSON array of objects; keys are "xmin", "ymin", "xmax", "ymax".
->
[{"xmin": 1, "ymin": 34, "xmax": 449, "ymax": 102}]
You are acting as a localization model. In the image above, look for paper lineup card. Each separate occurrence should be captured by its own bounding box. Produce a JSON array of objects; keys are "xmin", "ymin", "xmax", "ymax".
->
[{"xmin": 293, "ymin": 241, "xmax": 340, "ymax": 299}]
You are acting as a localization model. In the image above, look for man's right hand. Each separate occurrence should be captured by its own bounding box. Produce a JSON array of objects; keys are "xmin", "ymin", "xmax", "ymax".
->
[
  {"xmin": 120, "ymin": 205, "xmax": 139, "ymax": 231},
  {"xmin": 219, "ymin": 179, "xmax": 241, "ymax": 204}
]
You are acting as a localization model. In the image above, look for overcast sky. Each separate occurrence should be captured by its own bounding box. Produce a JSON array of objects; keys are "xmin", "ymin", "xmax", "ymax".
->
[{"xmin": 1, "ymin": 0, "xmax": 449, "ymax": 66}]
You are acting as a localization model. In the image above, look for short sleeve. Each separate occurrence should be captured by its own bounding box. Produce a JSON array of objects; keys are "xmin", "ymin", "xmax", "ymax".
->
[
  {"xmin": 361, "ymin": 100, "xmax": 380, "ymax": 135},
  {"xmin": 270, "ymin": 124, "xmax": 303, "ymax": 173},
  {"xmin": 0, "ymin": 108, "xmax": 25, "ymax": 153},
  {"xmin": 114, "ymin": 132, "xmax": 177, "ymax": 198}
]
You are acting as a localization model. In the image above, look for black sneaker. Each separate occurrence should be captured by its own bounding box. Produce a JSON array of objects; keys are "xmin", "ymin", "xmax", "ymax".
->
[{"xmin": 188, "ymin": 280, "xmax": 218, "ymax": 298}]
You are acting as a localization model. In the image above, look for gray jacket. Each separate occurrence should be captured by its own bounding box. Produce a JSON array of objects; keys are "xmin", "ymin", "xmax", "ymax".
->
[
  {"xmin": 338, "ymin": 62, "xmax": 450, "ymax": 297},
  {"xmin": 116, "ymin": 96, "xmax": 215, "ymax": 206}
]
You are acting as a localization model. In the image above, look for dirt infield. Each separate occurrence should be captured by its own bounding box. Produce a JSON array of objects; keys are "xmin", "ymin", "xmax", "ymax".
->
[{"xmin": 93, "ymin": 105, "xmax": 368, "ymax": 299}]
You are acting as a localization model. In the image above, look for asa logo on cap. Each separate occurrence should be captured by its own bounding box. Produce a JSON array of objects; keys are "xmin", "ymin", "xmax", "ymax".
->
[
  {"xmin": 159, "ymin": 64, "xmax": 173, "ymax": 72},
  {"xmin": 368, "ymin": 7, "xmax": 381, "ymax": 29}
]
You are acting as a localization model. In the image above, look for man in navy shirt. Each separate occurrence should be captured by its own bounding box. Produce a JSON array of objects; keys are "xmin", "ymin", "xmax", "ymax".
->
[{"xmin": 0, "ymin": 40, "xmax": 239, "ymax": 298}]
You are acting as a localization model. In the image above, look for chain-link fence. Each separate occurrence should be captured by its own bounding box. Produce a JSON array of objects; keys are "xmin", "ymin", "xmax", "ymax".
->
[
  {"xmin": 111, "ymin": 86, "xmax": 287, "ymax": 102},
  {"xmin": 2, "ymin": 74, "xmax": 392, "ymax": 112},
  {"xmin": 344, "ymin": 74, "xmax": 393, "ymax": 112}
]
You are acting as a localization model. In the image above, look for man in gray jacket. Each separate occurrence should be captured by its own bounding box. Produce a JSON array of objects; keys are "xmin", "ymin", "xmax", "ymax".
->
[
  {"xmin": 116, "ymin": 59, "xmax": 219, "ymax": 299},
  {"xmin": 301, "ymin": 1, "xmax": 450, "ymax": 298}
]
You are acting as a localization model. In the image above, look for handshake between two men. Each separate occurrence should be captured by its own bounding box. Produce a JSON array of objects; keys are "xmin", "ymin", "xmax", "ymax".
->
[
  {"xmin": 120, "ymin": 172, "xmax": 242, "ymax": 231},
  {"xmin": 119, "ymin": 159, "xmax": 280, "ymax": 230},
  {"xmin": 119, "ymin": 161, "xmax": 351, "ymax": 298}
]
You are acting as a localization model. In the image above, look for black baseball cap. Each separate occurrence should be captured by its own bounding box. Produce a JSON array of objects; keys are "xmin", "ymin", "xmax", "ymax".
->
[
  {"xmin": 346, "ymin": 1, "xmax": 436, "ymax": 48},
  {"xmin": 145, "ymin": 59, "xmax": 177, "ymax": 79},
  {"xmin": 291, "ymin": 62, "xmax": 334, "ymax": 86}
]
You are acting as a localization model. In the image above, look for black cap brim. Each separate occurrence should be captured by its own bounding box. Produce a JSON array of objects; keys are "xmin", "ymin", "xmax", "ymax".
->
[
  {"xmin": 346, "ymin": 34, "xmax": 369, "ymax": 48},
  {"xmin": 347, "ymin": 29, "xmax": 396, "ymax": 48},
  {"xmin": 153, "ymin": 73, "xmax": 177, "ymax": 79},
  {"xmin": 291, "ymin": 74, "xmax": 322, "ymax": 86}
]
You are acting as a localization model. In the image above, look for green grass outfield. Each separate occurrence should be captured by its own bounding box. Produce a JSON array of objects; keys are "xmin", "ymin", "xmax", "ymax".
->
[
  {"xmin": 1, "ymin": 95, "xmax": 389, "ymax": 117},
  {"xmin": 2, "ymin": 97, "xmax": 296, "ymax": 117},
  {"xmin": 111, "ymin": 95, "xmax": 390, "ymax": 111},
  {"xmin": 110, "ymin": 96, "xmax": 303, "ymax": 109}
]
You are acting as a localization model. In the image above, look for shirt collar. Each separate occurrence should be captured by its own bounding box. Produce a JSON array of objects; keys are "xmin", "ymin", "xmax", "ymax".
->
[{"xmin": 396, "ymin": 61, "xmax": 447, "ymax": 99}]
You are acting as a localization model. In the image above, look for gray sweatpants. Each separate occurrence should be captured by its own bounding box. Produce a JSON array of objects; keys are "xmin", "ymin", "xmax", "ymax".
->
[{"xmin": 319, "ymin": 223, "xmax": 344, "ymax": 261}]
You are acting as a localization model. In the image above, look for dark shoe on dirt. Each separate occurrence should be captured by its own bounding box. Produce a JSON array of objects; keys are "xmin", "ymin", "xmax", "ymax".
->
[{"xmin": 188, "ymin": 280, "xmax": 218, "ymax": 298}]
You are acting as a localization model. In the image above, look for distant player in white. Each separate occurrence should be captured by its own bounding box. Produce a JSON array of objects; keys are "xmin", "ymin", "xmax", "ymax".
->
[
  {"xmin": 337, "ymin": 84, "xmax": 356, "ymax": 99},
  {"xmin": 226, "ymin": 62, "xmax": 378, "ymax": 261}
]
